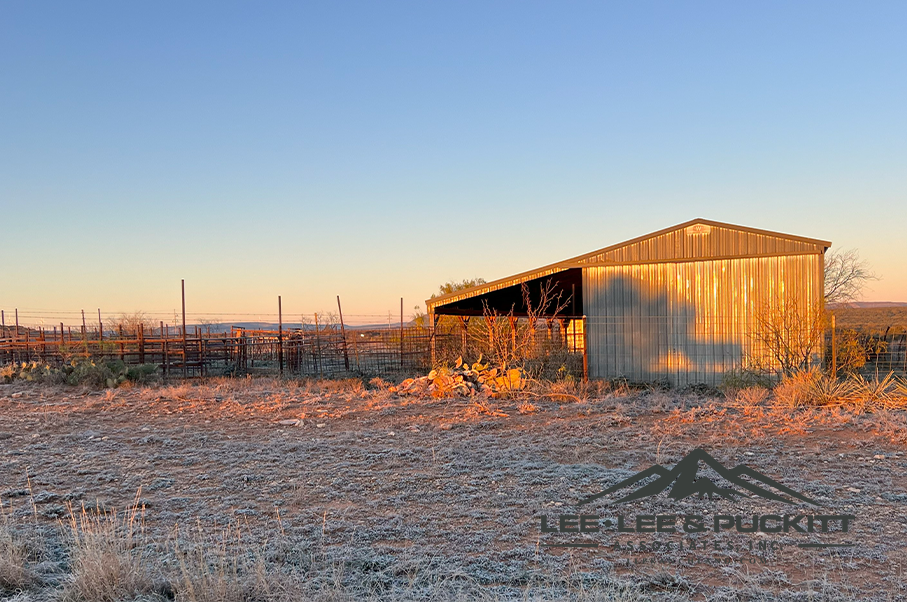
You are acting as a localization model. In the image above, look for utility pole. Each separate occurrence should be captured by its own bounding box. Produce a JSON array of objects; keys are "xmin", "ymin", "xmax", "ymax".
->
[{"xmin": 181, "ymin": 279, "xmax": 187, "ymax": 377}]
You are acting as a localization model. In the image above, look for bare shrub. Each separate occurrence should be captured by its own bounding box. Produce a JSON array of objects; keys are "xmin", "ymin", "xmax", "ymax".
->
[
  {"xmin": 827, "ymin": 328, "xmax": 880, "ymax": 375},
  {"xmin": 106, "ymin": 312, "xmax": 157, "ymax": 337},
  {"xmin": 472, "ymin": 281, "xmax": 572, "ymax": 376},
  {"xmin": 63, "ymin": 500, "xmax": 159, "ymax": 602},
  {"xmin": 752, "ymin": 299, "xmax": 826, "ymax": 376}
]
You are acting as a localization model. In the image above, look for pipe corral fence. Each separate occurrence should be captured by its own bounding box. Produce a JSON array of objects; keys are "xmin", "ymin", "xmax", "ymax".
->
[
  {"xmin": 0, "ymin": 324, "xmax": 435, "ymax": 377},
  {"xmin": 0, "ymin": 320, "xmax": 586, "ymax": 379}
]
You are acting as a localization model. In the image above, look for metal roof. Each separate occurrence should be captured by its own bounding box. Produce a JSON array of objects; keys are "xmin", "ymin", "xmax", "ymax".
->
[{"xmin": 426, "ymin": 218, "xmax": 831, "ymax": 313}]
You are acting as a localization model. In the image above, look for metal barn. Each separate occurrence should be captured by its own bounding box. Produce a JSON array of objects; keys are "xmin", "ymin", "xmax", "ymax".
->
[{"xmin": 426, "ymin": 218, "xmax": 830, "ymax": 386}]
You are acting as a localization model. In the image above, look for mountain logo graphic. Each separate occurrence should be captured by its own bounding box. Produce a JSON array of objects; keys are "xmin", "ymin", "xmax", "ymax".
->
[{"xmin": 578, "ymin": 448, "xmax": 818, "ymax": 506}]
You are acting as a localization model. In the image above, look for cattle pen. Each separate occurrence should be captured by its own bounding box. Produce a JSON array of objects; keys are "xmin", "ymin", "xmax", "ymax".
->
[{"xmin": 0, "ymin": 322, "xmax": 441, "ymax": 378}]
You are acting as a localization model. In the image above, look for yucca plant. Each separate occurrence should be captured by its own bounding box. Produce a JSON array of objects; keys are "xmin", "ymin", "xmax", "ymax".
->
[
  {"xmin": 851, "ymin": 373, "xmax": 901, "ymax": 411},
  {"xmin": 893, "ymin": 376, "xmax": 907, "ymax": 409},
  {"xmin": 807, "ymin": 374, "xmax": 858, "ymax": 408}
]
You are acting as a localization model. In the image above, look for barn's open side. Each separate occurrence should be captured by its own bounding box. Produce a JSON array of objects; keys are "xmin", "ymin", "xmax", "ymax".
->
[{"xmin": 427, "ymin": 218, "xmax": 831, "ymax": 386}]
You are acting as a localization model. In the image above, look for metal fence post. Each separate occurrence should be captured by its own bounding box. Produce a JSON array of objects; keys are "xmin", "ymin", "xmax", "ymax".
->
[
  {"xmin": 337, "ymin": 296, "xmax": 350, "ymax": 371},
  {"xmin": 400, "ymin": 298, "xmax": 404, "ymax": 370},
  {"xmin": 831, "ymin": 313, "xmax": 837, "ymax": 377},
  {"xmin": 278, "ymin": 296, "xmax": 284, "ymax": 375}
]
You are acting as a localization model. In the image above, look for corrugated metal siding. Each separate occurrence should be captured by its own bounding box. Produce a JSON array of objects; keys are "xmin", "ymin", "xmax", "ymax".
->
[
  {"xmin": 583, "ymin": 254, "xmax": 823, "ymax": 386},
  {"xmin": 577, "ymin": 224, "xmax": 822, "ymax": 265}
]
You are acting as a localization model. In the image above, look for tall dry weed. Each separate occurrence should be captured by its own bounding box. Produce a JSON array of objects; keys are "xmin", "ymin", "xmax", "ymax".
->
[
  {"xmin": 735, "ymin": 386, "xmax": 770, "ymax": 407},
  {"xmin": 0, "ymin": 499, "xmax": 34, "ymax": 593},
  {"xmin": 531, "ymin": 378, "xmax": 624, "ymax": 404},
  {"xmin": 62, "ymin": 500, "xmax": 159, "ymax": 602},
  {"xmin": 173, "ymin": 524, "xmax": 278, "ymax": 602}
]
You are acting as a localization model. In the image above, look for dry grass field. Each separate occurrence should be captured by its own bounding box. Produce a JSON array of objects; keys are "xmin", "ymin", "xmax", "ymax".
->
[
  {"xmin": 2, "ymin": 377, "xmax": 907, "ymax": 601},
  {"xmin": 832, "ymin": 307, "xmax": 907, "ymax": 333}
]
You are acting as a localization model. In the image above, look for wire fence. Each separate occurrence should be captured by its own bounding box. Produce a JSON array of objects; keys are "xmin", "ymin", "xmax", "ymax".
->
[
  {"xmin": 827, "ymin": 328, "xmax": 907, "ymax": 378},
  {"xmin": 1, "ymin": 316, "xmax": 904, "ymax": 382},
  {"xmin": 0, "ymin": 318, "xmax": 588, "ymax": 380},
  {"xmin": 0, "ymin": 324, "xmax": 441, "ymax": 377}
]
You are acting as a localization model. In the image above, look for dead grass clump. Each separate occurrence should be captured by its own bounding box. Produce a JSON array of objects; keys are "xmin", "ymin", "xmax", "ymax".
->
[
  {"xmin": 534, "ymin": 378, "xmax": 583, "ymax": 402},
  {"xmin": 519, "ymin": 574, "xmax": 685, "ymax": 602},
  {"xmin": 0, "ymin": 499, "xmax": 35, "ymax": 593},
  {"xmin": 530, "ymin": 377, "xmax": 624, "ymax": 404},
  {"xmin": 772, "ymin": 370, "xmax": 818, "ymax": 407},
  {"xmin": 173, "ymin": 525, "xmax": 283, "ymax": 602},
  {"xmin": 645, "ymin": 390, "xmax": 682, "ymax": 413},
  {"xmin": 772, "ymin": 371, "xmax": 854, "ymax": 409},
  {"xmin": 518, "ymin": 400, "xmax": 539, "ymax": 414},
  {"xmin": 308, "ymin": 378, "xmax": 364, "ymax": 396},
  {"xmin": 63, "ymin": 500, "xmax": 160, "ymax": 602},
  {"xmin": 735, "ymin": 386, "xmax": 770, "ymax": 407},
  {"xmin": 140, "ymin": 382, "xmax": 198, "ymax": 401},
  {"xmin": 868, "ymin": 410, "xmax": 907, "ymax": 445}
]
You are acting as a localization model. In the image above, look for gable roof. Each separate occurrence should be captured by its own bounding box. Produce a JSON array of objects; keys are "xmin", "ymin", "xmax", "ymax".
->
[{"xmin": 426, "ymin": 218, "xmax": 831, "ymax": 312}]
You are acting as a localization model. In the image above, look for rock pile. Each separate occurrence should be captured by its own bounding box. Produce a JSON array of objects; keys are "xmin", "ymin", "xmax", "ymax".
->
[{"xmin": 389, "ymin": 357, "xmax": 525, "ymax": 398}]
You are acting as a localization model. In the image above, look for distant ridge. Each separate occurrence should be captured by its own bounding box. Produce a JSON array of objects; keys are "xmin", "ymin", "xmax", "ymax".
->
[
  {"xmin": 192, "ymin": 321, "xmax": 416, "ymax": 333},
  {"xmin": 830, "ymin": 302, "xmax": 907, "ymax": 309}
]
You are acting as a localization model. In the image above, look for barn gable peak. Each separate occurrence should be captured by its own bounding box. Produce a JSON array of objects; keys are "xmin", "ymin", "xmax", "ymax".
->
[{"xmin": 569, "ymin": 218, "xmax": 831, "ymax": 267}]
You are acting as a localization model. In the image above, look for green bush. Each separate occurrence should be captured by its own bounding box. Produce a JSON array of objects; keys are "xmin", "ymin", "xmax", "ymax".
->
[
  {"xmin": 719, "ymin": 368, "xmax": 774, "ymax": 393},
  {"xmin": 0, "ymin": 359, "xmax": 159, "ymax": 388}
]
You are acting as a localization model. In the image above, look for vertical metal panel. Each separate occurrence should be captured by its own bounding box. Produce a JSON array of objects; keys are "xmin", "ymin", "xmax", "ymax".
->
[{"xmin": 583, "ymin": 253, "xmax": 824, "ymax": 386}]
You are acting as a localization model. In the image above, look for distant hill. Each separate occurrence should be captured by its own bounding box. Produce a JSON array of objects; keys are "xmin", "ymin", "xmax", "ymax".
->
[
  {"xmin": 192, "ymin": 321, "xmax": 416, "ymax": 334},
  {"xmin": 829, "ymin": 301, "xmax": 907, "ymax": 309},
  {"xmin": 831, "ymin": 305, "xmax": 907, "ymax": 332}
]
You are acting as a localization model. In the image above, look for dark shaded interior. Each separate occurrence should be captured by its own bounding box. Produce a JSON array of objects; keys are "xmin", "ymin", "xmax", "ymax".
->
[{"xmin": 432, "ymin": 269, "xmax": 583, "ymax": 318}]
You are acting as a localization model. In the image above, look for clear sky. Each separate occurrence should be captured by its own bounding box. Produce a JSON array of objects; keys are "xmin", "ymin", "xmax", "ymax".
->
[{"xmin": 2, "ymin": 2, "xmax": 905, "ymax": 326}]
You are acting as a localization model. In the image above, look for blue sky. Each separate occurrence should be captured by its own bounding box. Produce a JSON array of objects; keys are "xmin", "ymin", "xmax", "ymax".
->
[{"xmin": 2, "ymin": 2, "xmax": 905, "ymax": 325}]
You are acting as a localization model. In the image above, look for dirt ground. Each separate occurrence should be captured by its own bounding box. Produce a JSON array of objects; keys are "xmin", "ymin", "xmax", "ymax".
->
[{"xmin": 1, "ymin": 377, "xmax": 906, "ymax": 600}]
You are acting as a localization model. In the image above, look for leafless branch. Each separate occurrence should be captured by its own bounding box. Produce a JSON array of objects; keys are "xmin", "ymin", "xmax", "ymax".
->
[{"xmin": 824, "ymin": 248, "xmax": 878, "ymax": 305}]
